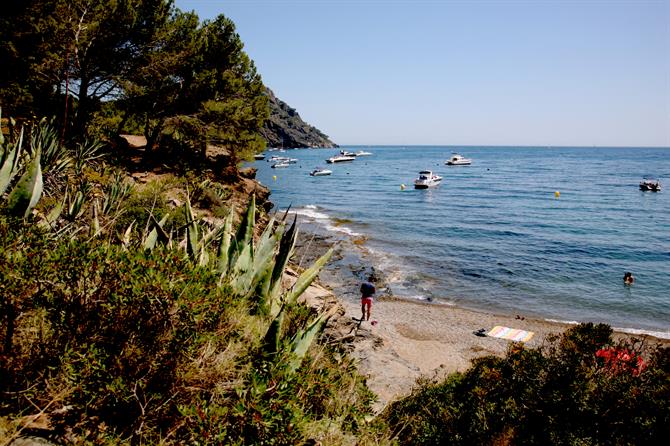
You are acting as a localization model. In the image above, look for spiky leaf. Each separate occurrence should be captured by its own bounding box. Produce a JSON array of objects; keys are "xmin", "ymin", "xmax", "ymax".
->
[
  {"xmin": 216, "ymin": 209, "xmax": 234, "ymax": 275},
  {"xmin": 283, "ymin": 248, "xmax": 333, "ymax": 308},
  {"xmin": 229, "ymin": 195, "xmax": 255, "ymax": 263},
  {"xmin": 144, "ymin": 214, "xmax": 170, "ymax": 251},
  {"xmin": 288, "ymin": 306, "xmax": 338, "ymax": 373},
  {"xmin": 5, "ymin": 148, "xmax": 42, "ymax": 218},
  {"xmin": 262, "ymin": 305, "xmax": 285, "ymax": 355},
  {"xmin": 0, "ymin": 128, "xmax": 24, "ymax": 195}
]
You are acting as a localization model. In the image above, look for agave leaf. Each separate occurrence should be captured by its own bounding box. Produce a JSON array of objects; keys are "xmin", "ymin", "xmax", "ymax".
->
[
  {"xmin": 288, "ymin": 306, "xmax": 338, "ymax": 373},
  {"xmin": 0, "ymin": 128, "xmax": 24, "ymax": 195},
  {"xmin": 216, "ymin": 208, "xmax": 234, "ymax": 275},
  {"xmin": 184, "ymin": 198, "xmax": 199, "ymax": 259},
  {"xmin": 5, "ymin": 148, "xmax": 42, "ymax": 218},
  {"xmin": 254, "ymin": 216, "xmax": 277, "ymax": 268},
  {"xmin": 246, "ymin": 219, "xmax": 281, "ymax": 305},
  {"xmin": 229, "ymin": 195, "xmax": 255, "ymax": 264},
  {"xmin": 262, "ymin": 305, "xmax": 285, "ymax": 355},
  {"xmin": 268, "ymin": 216, "xmax": 298, "ymax": 310},
  {"xmin": 231, "ymin": 243, "xmax": 254, "ymax": 294},
  {"xmin": 91, "ymin": 199, "xmax": 101, "ymax": 237},
  {"xmin": 144, "ymin": 214, "xmax": 170, "ymax": 251},
  {"xmin": 122, "ymin": 220, "xmax": 135, "ymax": 248},
  {"xmin": 198, "ymin": 249, "xmax": 209, "ymax": 267},
  {"xmin": 200, "ymin": 223, "xmax": 226, "ymax": 252},
  {"xmin": 37, "ymin": 196, "xmax": 65, "ymax": 230},
  {"xmin": 256, "ymin": 222, "xmax": 286, "ymax": 299},
  {"xmin": 283, "ymin": 248, "xmax": 333, "ymax": 308}
]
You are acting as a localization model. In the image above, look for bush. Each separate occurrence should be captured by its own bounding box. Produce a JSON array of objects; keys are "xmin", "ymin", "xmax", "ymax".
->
[
  {"xmin": 0, "ymin": 219, "xmax": 375, "ymax": 444},
  {"xmin": 381, "ymin": 323, "xmax": 670, "ymax": 445}
]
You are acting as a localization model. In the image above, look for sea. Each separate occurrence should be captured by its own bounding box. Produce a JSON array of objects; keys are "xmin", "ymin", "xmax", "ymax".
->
[{"xmin": 251, "ymin": 146, "xmax": 670, "ymax": 338}]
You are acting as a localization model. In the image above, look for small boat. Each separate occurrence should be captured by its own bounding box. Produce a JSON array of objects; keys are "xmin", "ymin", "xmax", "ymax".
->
[
  {"xmin": 254, "ymin": 154, "xmax": 265, "ymax": 160},
  {"xmin": 639, "ymin": 177, "xmax": 661, "ymax": 192},
  {"xmin": 310, "ymin": 167, "xmax": 332, "ymax": 176},
  {"xmin": 355, "ymin": 150, "xmax": 373, "ymax": 156},
  {"xmin": 340, "ymin": 150, "xmax": 358, "ymax": 157},
  {"xmin": 445, "ymin": 153, "xmax": 472, "ymax": 166},
  {"xmin": 269, "ymin": 156, "xmax": 298, "ymax": 163},
  {"xmin": 271, "ymin": 161, "xmax": 290, "ymax": 168},
  {"xmin": 414, "ymin": 170, "xmax": 443, "ymax": 189},
  {"xmin": 326, "ymin": 155, "xmax": 356, "ymax": 163}
]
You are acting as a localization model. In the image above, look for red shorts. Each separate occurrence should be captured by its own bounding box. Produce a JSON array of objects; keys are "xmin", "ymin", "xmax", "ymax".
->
[{"xmin": 361, "ymin": 297, "xmax": 373, "ymax": 307}]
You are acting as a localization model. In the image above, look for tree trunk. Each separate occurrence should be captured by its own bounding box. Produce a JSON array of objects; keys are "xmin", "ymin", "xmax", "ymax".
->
[
  {"xmin": 76, "ymin": 75, "xmax": 90, "ymax": 135},
  {"xmin": 144, "ymin": 117, "xmax": 165, "ymax": 162}
]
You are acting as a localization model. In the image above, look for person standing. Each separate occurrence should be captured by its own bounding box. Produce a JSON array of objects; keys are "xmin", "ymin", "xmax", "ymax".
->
[{"xmin": 360, "ymin": 276, "xmax": 376, "ymax": 321}]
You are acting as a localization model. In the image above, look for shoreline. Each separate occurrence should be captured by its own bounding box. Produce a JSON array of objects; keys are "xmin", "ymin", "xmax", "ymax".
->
[
  {"xmin": 292, "ymin": 220, "xmax": 670, "ymax": 411},
  {"xmin": 291, "ymin": 214, "xmax": 670, "ymax": 340}
]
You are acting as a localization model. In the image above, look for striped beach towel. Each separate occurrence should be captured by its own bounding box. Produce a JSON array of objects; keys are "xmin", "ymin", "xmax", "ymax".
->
[{"xmin": 487, "ymin": 326, "xmax": 534, "ymax": 342}]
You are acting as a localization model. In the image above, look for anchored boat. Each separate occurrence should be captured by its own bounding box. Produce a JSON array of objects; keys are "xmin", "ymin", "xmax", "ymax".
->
[
  {"xmin": 640, "ymin": 177, "xmax": 661, "ymax": 192},
  {"xmin": 310, "ymin": 167, "xmax": 332, "ymax": 176},
  {"xmin": 446, "ymin": 153, "xmax": 472, "ymax": 165},
  {"xmin": 414, "ymin": 170, "xmax": 443, "ymax": 189}
]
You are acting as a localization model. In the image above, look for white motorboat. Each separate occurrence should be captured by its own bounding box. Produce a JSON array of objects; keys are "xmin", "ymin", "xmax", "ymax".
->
[
  {"xmin": 271, "ymin": 161, "xmax": 290, "ymax": 168},
  {"xmin": 445, "ymin": 153, "xmax": 472, "ymax": 165},
  {"xmin": 355, "ymin": 150, "xmax": 373, "ymax": 156},
  {"xmin": 640, "ymin": 177, "xmax": 661, "ymax": 192},
  {"xmin": 339, "ymin": 150, "xmax": 358, "ymax": 157},
  {"xmin": 326, "ymin": 155, "xmax": 356, "ymax": 163},
  {"xmin": 310, "ymin": 167, "xmax": 332, "ymax": 176},
  {"xmin": 414, "ymin": 170, "xmax": 443, "ymax": 189},
  {"xmin": 254, "ymin": 154, "xmax": 265, "ymax": 160},
  {"xmin": 269, "ymin": 156, "xmax": 298, "ymax": 163}
]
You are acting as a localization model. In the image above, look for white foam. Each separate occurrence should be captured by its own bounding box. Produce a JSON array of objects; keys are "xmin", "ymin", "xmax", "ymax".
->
[
  {"xmin": 294, "ymin": 207, "xmax": 330, "ymax": 221},
  {"xmin": 545, "ymin": 318, "xmax": 579, "ymax": 325},
  {"xmin": 291, "ymin": 206, "xmax": 361, "ymax": 236}
]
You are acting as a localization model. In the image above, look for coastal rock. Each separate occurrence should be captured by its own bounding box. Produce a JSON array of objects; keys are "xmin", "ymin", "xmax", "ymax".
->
[{"xmin": 261, "ymin": 88, "xmax": 338, "ymax": 148}]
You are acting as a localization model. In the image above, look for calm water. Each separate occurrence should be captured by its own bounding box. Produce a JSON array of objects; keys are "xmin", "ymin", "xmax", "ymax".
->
[{"xmin": 252, "ymin": 146, "xmax": 670, "ymax": 337}]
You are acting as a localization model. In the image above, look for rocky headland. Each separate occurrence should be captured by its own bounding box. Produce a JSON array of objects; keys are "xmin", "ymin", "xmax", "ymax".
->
[{"xmin": 261, "ymin": 87, "xmax": 338, "ymax": 148}]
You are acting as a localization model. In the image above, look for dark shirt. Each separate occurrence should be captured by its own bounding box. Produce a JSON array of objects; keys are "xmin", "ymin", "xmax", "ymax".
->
[{"xmin": 360, "ymin": 282, "xmax": 376, "ymax": 298}]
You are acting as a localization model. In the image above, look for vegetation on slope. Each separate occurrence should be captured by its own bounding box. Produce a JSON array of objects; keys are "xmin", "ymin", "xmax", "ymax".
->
[{"xmin": 0, "ymin": 117, "xmax": 376, "ymax": 444}]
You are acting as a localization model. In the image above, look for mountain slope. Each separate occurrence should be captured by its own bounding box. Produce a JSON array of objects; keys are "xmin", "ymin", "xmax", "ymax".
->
[{"xmin": 261, "ymin": 88, "xmax": 338, "ymax": 148}]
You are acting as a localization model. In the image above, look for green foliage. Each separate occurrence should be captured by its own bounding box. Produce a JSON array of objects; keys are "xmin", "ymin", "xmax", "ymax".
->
[
  {"xmin": 382, "ymin": 323, "xmax": 670, "ymax": 445},
  {"xmin": 0, "ymin": 188, "xmax": 374, "ymax": 444}
]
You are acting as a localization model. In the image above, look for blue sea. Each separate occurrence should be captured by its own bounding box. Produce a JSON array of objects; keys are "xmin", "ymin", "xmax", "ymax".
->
[{"xmin": 252, "ymin": 146, "xmax": 670, "ymax": 338}]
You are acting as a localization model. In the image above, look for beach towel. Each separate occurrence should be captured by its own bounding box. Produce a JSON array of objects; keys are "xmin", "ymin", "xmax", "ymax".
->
[{"xmin": 487, "ymin": 326, "xmax": 534, "ymax": 342}]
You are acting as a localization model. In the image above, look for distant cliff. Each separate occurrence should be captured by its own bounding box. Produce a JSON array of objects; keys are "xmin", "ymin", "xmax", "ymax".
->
[{"xmin": 261, "ymin": 88, "xmax": 338, "ymax": 148}]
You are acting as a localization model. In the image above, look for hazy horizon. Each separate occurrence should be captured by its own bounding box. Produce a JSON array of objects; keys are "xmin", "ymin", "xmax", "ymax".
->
[{"xmin": 176, "ymin": 0, "xmax": 670, "ymax": 148}]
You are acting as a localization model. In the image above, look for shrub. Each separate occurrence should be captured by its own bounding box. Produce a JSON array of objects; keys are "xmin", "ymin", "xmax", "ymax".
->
[{"xmin": 381, "ymin": 323, "xmax": 670, "ymax": 445}]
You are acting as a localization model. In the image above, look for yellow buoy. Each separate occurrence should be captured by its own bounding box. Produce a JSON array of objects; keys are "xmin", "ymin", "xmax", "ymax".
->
[
  {"xmin": 272, "ymin": 175, "xmax": 277, "ymax": 181},
  {"xmin": 400, "ymin": 184, "xmax": 406, "ymax": 190},
  {"xmin": 554, "ymin": 191, "xmax": 560, "ymax": 198}
]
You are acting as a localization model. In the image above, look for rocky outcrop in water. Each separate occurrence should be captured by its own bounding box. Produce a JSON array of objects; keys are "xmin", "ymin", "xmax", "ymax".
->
[{"xmin": 261, "ymin": 88, "xmax": 338, "ymax": 148}]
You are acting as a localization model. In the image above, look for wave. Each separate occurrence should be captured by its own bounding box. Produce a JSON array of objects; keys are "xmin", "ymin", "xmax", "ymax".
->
[{"xmin": 291, "ymin": 205, "xmax": 362, "ymax": 236}]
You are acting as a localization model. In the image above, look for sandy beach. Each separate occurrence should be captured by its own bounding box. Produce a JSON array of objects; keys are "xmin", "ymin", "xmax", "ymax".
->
[{"xmin": 301, "ymin": 281, "xmax": 572, "ymax": 412}]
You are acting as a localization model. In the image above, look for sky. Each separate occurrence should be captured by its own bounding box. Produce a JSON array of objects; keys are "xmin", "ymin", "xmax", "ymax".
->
[{"xmin": 174, "ymin": 0, "xmax": 670, "ymax": 147}]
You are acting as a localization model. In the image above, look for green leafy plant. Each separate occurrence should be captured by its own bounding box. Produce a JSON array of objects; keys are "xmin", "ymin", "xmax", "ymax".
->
[{"xmin": 381, "ymin": 323, "xmax": 670, "ymax": 446}]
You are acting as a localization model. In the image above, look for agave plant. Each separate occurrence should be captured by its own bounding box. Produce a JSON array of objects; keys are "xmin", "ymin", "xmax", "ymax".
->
[
  {"xmin": 101, "ymin": 171, "xmax": 133, "ymax": 216},
  {"xmin": 1, "ymin": 111, "xmax": 44, "ymax": 219}
]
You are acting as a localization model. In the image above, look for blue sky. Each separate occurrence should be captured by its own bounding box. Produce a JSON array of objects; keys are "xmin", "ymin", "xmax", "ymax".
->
[{"xmin": 175, "ymin": 0, "xmax": 670, "ymax": 147}]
